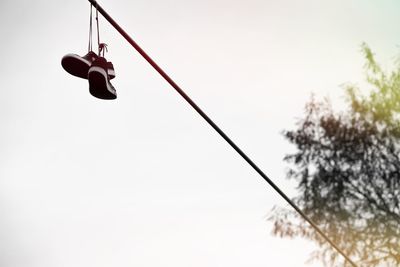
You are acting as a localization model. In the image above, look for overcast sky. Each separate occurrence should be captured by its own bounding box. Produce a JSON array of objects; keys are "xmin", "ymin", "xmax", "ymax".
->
[{"xmin": 1, "ymin": 0, "xmax": 399, "ymax": 266}]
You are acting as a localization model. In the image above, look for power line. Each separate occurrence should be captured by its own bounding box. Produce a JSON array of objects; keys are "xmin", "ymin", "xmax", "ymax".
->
[{"xmin": 86, "ymin": 1, "xmax": 358, "ymax": 266}]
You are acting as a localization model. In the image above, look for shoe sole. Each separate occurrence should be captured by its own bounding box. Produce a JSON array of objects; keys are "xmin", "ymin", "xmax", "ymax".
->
[
  {"xmin": 61, "ymin": 54, "xmax": 91, "ymax": 79},
  {"xmin": 88, "ymin": 66, "xmax": 117, "ymax": 100},
  {"xmin": 108, "ymin": 69, "xmax": 115, "ymax": 79}
]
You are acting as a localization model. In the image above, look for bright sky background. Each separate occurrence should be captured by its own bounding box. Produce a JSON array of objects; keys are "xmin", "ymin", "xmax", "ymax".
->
[{"xmin": 1, "ymin": 0, "xmax": 399, "ymax": 266}]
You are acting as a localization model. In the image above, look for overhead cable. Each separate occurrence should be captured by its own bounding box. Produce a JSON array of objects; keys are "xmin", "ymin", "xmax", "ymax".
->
[{"xmin": 86, "ymin": 1, "xmax": 358, "ymax": 266}]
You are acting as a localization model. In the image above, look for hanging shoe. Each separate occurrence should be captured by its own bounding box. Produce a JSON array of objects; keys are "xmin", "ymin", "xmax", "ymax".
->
[
  {"xmin": 88, "ymin": 57, "xmax": 117, "ymax": 100},
  {"xmin": 61, "ymin": 51, "xmax": 98, "ymax": 79}
]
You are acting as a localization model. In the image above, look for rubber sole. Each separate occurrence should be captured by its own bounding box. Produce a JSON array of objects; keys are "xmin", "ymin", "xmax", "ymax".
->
[
  {"xmin": 88, "ymin": 67, "xmax": 117, "ymax": 100},
  {"xmin": 61, "ymin": 54, "xmax": 91, "ymax": 79}
]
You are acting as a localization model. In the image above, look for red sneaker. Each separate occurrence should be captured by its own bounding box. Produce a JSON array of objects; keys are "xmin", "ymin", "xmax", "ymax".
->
[
  {"xmin": 88, "ymin": 57, "xmax": 117, "ymax": 100},
  {"xmin": 61, "ymin": 51, "xmax": 98, "ymax": 79}
]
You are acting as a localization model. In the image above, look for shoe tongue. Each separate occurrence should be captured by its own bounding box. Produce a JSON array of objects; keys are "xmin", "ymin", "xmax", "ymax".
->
[{"xmin": 97, "ymin": 57, "xmax": 107, "ymax": 64}]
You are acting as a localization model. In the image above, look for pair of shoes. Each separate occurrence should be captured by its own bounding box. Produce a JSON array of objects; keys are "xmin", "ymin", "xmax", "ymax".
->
[{"xmin": 61, "ymin": 51, "xmax": 117, "ymax": 100}]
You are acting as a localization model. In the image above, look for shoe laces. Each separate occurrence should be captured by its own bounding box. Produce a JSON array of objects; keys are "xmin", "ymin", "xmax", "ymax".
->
[{"xmin": 99, "ymin": 43, "xmax": 108, "ymax": 57}]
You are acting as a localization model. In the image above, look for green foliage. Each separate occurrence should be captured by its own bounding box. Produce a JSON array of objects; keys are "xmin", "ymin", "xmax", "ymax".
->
[{"xmin": 269, "ymin": 45, "xmax": 400, "ymax": 267}]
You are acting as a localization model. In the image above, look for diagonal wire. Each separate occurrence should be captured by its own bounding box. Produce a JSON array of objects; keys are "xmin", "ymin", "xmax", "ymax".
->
[{"xmin": 88, "ymin": 1, "xmax": 359, "ymax": 266}]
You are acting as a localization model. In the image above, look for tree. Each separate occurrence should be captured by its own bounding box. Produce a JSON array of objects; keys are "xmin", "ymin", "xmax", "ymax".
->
[{"xmin": 269, "ymin": 44, "xmax": 400, "ymax": 267}]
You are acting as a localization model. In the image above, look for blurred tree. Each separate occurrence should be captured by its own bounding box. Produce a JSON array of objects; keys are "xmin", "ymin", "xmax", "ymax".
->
[{"xmin": 269, "ymin": 44, "xmax": 400, "ymax": 267}]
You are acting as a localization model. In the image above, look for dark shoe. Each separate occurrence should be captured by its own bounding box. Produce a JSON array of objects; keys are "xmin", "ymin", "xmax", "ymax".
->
[
  {"xmin": 61, "ymin": 51, "xmax": 98, "ymax": 79},
  {"xmin": 88, "ymin": 57, "xmax": 117, "ymax": 100}
]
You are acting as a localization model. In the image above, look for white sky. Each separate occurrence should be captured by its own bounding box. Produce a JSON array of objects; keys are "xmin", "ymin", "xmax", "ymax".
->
[{"xmin": 1, "ymin": 0, "xmax": 399, "ymax": 266}]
